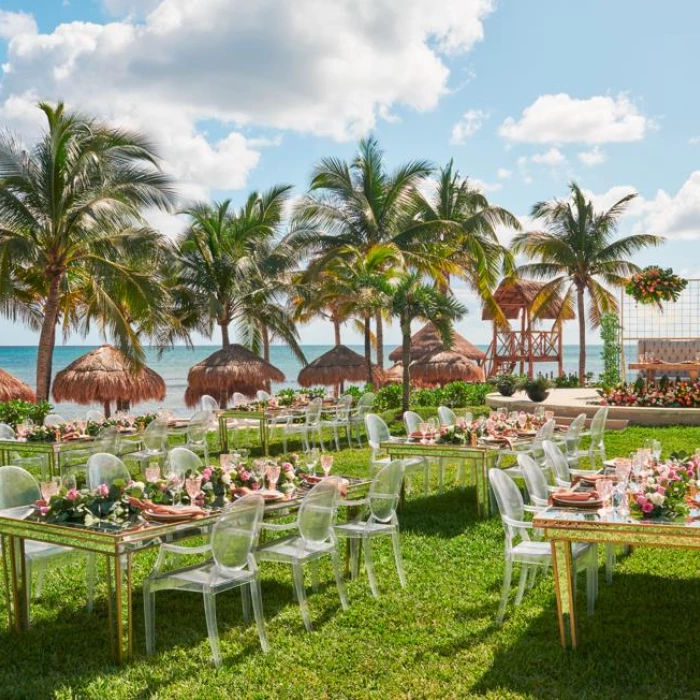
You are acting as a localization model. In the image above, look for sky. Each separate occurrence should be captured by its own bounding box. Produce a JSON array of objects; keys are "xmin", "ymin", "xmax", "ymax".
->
[{"xmin": 0, "ymin": 0, "xmax": 699, "ymax": 348}]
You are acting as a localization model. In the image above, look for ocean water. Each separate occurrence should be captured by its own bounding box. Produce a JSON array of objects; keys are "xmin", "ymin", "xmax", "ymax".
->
[{"xmin": 0, "ymin": 343, "xmax": 614, "ymax": 418}]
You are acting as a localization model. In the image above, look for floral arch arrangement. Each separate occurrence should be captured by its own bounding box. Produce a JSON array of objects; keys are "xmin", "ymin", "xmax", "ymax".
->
[{"xmin": 625, "ymin": 266, "xmax": 688, "ymax": 306}]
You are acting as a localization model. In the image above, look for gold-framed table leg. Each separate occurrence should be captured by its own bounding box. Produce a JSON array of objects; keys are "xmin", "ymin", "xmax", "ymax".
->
[
  {"xmin": 218, "ymin": 415, "xmax": 229, "ymax": 454},
  {"xmin": 106, "ymin": 552, "xmax": 134, "ymax": 664},
  {"xmin": 4, "ymin": 535, "xmax": 29, "ymax": 633},
  {"xmin": 550, "ymin": 539, "xmax": 577, "ymax": 649}
]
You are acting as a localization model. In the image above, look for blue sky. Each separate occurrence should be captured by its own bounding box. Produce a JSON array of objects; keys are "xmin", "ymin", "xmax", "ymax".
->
[{"xmin": 0, "ymin": 0, "xmax": 699, "ymax": 347}]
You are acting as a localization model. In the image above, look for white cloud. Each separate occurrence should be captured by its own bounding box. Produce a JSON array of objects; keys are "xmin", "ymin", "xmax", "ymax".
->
[
  {"xmin": 637, "ymin": 172, "xmax": 700, "ymax": 240},
  {"xmin": 470, "ymin": 177, "xmax": 501, "ymax": 193},
  {"xmin": 497, "ymin": 167, "xmax": 511, "ymax": 179},
  {"xmin": 584, "ymin": 185, "xmax": 642, "ymax": 215},
  {"xmin": 450, "ymin": 108, "xmax": 488, "ymax": 144},
  {"xmin": 0, "ymin": 10, "xmax": 37, "ymax": 40},
  {"xmin": 0, "ymin": 0, "xmax": 495, "ymax": 199},
  {"xmin": 578, "ymin": 146, "xmax": 607, "ymax": 166},
  {"xmin": 531, "ymin": 147, "xmax": 566, "ymax": 167},
  {"xmin": 499, "ymin": 93, "xmax": 651, "ymax": 144}
]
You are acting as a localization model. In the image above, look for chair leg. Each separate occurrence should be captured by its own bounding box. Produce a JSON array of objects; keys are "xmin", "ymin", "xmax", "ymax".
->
[
  {"xmin": 496, "ymin": 558, "xmax": 513, "ymax": 625},
  {"xmin": 203, "ymin": 592, "xmax": 223, "ymax": 667},
  {"xmin": 423, "ymin": 459, "xmax": 429, "ymax": 496},
  {"xmin": 333, "ymin": 426, "xmax": 340, "ymax": 452},
  {"xmin": 605, "ymin": 544, "xmax": 615, "ymax": 584},
  {"xmin": 310, "ymin": 559, "xmax": 320, "ymax": 593},
  {"xmin": 249, "ymin": 578, "xmax": 270, "ymax": 653},
  {"xmin": 292, "ymin": 562, "xmax": 312, "ymax": 631},
  {"xmin": 144, "ymin": 584, "xmax": 156, "ymax": 655},
  {"xmin": 349, "ymin": 538, "xmax": 360, "ymax": 579},
  {"xmin": 283, "ymin": 435, "xmax": 288, "ymax": 453},
  {"xmin": 391, "ymin": 529, "xmax": 406, "ymax": 587},
  {"xmin": 363, "ymin": 536, "xmax": 379, "ymax": 598},
  {"xmin": 34, "ymin": 560, "xmax": 47, "ymax": 599},
  {"xmin": 87, "ymin": 553, "xmax": 97, "ymax": 612},
  {"xmin": 330, "ymin": 548, "xmax": 349, "ymax": 610},
  {"xmin": 241, "ymin": 584, "xmax": 251, "ymax": 622},
  {"xmin": 514, "ymin": 565, "xmax": 529, "ymax": 606},
  {"xmin": 438, "ymin": 458, "xmax": 444, "ymax": 493}
]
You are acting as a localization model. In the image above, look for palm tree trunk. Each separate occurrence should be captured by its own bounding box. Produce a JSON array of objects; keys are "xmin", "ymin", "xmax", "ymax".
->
[
  {"xmin": 36, "ymin": 274, "xmax": 62, "ymax": 401},
  {"xmin": 333, "ymin": 315, "xmax": 341, "ymax": 347},
  {"xmin": 103, "ymin": 401, "xmax": 112, "ymax": 419},
  {"xmin": 577, "ymin": 284, "xmax": 586, "ymax": 382},
  {"xmin": 364, "ymin": 315, "xmax": 373, "ymax": 385},
  {"xmin": 401, "ymin": 320, "xmax": 411, "ymax": 413},
  {"xmin": 262, "ymin": 324, "xmax": 271, "ymax": 392},
  {"xmin": 220, "ymin": 321, "xmax": 230, "ymax": 348},
  {"xmin": 375, "ymin": 311, "xmax": 384, "ymax": 368}
]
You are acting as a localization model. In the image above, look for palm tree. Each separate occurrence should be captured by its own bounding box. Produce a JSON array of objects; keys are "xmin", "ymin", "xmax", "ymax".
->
[
  {"xmin": 409, "ymin": 159, "xmax": 519, "ymax": 322},
  {"xmin": 0, "ymin": 102, "xmax": 176, "ymax": 399},
  {"xmin": 512, "ymin": 182, "xmax": 663, "ymax": 380},
  {"xmin": 297, "ymin": 136, "xmax": 437, "ymax": 368},
  {"xmin": 388, "ymin": 273, "xmax": 466, "ymax": 411}
]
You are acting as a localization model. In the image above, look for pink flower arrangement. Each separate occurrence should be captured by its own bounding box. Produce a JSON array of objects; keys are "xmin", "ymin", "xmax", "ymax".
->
[
  {"xmin": 97, "ymin": 483, "xmax": 110, "ymax": 497},
  {"xmin": 202, "ymin": 467, "xmax": 213, "ymax": 481}
]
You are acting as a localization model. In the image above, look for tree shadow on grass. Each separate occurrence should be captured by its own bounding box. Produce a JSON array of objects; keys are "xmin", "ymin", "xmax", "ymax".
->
[{"xmin": 472, "ymin": 572, "xmax": 700, "ymax": 699}]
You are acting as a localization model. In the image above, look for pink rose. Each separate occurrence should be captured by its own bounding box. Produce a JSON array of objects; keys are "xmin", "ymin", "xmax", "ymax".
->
[
  {"xmin": 250, "ymin": 481, "xmax": 260, "ymax": 491},
  {"xmin": 98, "ymin": 483, "xmax": 109, "ymax": 497},
  {"xmin": 160, "ymin": 483, "xmax": 168, "ymax": 492},
  {"xmin": 636, "ymin": 495, "xmax": 647, "ymax": 506},
  {"xmin": 657, "ymin": 486, "xmax": 666, "ymax": 496},
  {"xmin": 66, "ymin": 488, "xmax": 80, "ymax": 501},
  {"xmin": 239, "ymin": 470, "xmax": 252, "ymax": 482},
  {"xmin": 39, "ymin": 506, "xmax": 49, "ymax": 516},
  {"xmin": 282, "ymin": 462, "xmax": 294, "ymax": 472},
  {"xmin": 202, "ymin": 467, "xmax": 213, "ymax": 481},
  {"xmin": 642, "ymin": 502, "xmax": 654, "ymax": 513}
]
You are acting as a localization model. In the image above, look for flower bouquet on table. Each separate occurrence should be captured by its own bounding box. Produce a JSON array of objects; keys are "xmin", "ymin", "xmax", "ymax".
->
[
  {"xmin": 630, "ymin": 456, "xmax": 699, "ymax": 520},
  {"xmin": 437, "ymin": 420, "xmax": 479, "ymax": 447},
  {"xmin": 625, "ymin": 266, "xmax": 687, "ymax": 307}
]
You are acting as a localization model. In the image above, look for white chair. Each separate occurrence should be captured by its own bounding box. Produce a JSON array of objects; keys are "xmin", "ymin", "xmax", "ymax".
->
[
  {"xmin": 94, "ymin": 425, "xmax": 121, "ymax": 456},
  {"xmin": 43, "ymin": 414, "xmax": 65, "ymax": 428},
  {"xmin": 281, "ymin": 398, "xmax": 324, "ymax": 453},
  {"xmin": 200, "ymin": 395, "xmax": 220, "ymax": 412},
  {"xmin": 572, "ymin": 407, "xmax": 608, "ymax": 469},
  {"xmin": 87, "ymin": 453, "xmax": 131, "ymax": 488},
  {"xmin": 500, "ymin": 418, "xmax": 556, "ymax": 477},
  {"xmin": 543, "ymin": 440, "xmax": 572, "ymax": 488},
  {"xmin": 86, "ymin": 410, "xmax": 105, "ymax": 423},
  {"xmin": 144, "ymin": 494, "xmax": 269, "ymax": 666},
  {"xmin": 256, "ymin": 390, "xmax": 271, "ymax": 403},
  {"xmin": 365, "ymin": 413, "xmax": 427, "ymax": 494},
  {"xmin": 225, "ymin": 392, "xmax": 257, "ymax": 448},
  {"xmin": 489, "ymin": 467, "xmax": 597, "ymax": 624},
  {"xmin": 321, "ymin": 395, "xmax": 353, "ymax": 451},
  {"xmin": 0, "ymin": 424, "xmax": 49, "ymax": 477},
  {"xmin": 556, "ymin": 413, "xmax": 586, "ymax": 468},
  {"xmin": 185, "ymin": 411, "xmax": 214, "ymax": 464},
  {"xmin": 0, "ymin": 466, "xmax": 93, "ymax": 617},
  {"xmin": 256, "ymin": 478, "xmax": 347, "ymax": 631},
  {"xmin": 335, "ymin": 460, "xmax": 406, "ymax": 597},
  {"xmin": 518, "ymin": 453, "xmax": 553, "ymax": 510},
  {"xmin": 437, "ymin": 406, "xmax": 457, "ymax": 427},
  {"xmin": 404, "ymin": 411, "xmax": 446, "ymax": 491},
  {"xmin": 167, "ymin": 447, "xmax": 203, "ymax": 478},
  {"xmin": 124, "ymin": 419, "xmax": 168, "ymax": 472},
  {"xmin": 349, "ymin": 392, "xmax": 375, "ymax": 446}
]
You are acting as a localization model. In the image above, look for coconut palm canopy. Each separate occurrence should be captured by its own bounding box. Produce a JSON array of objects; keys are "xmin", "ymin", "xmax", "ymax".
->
[
  {"xmin": 409, "ymin": 350, "xmax": 485, "ymax": 386},
  {"xmin": 186, "ymin": 344, "xmax": 285, "ymax": 408},
  {"xmin": 297, "ymin": 345, "xmax": 383, "ymax": 387},
  {"xmin": 388, "ymin": 322, "xmax": 486, "ymax": 365},
  {"xmin": 482, "ymin": 278, "xmax": 576, "ymax": 321},
  {"xmin": 0, "ymin": 369, "xmax": 36, "ymax": 403},
  {"xmin": 52, "ymin": 345, "xmax": 165, "ymax": 415}
]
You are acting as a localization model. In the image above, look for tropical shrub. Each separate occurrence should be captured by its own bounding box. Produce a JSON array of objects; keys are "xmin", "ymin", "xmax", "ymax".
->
[
  {"xmin": 488, "ymin": 374, "xmax": 524, "ymax": 396},
  {"xmin": 554, "ymin": 373, "xmax": 580, "ymax": 388},
  {"xmin": 374, "ymin": 384, "xmax": 403, "ymax": 412},
  {"xmin": 0, "ymin": 400, "xmax": 53, "ymax": 429},
  {"xmin": 517, "ymin": 376, "xmax": 552, "ymax": 402}
]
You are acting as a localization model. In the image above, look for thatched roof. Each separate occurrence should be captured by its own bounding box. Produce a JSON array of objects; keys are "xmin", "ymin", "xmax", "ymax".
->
[
  {"xmin": 383, "ymin": 362, "xmax": 404, "ymax": 384},
  {"xmin": 52, "ymin": 345, "xmax": 166, "ymax": 406},
  {"xmin": 185, "ymin": 344, "xmax": 284, "ymax": 407},
  {"xmin": 388, "ymin": 323, "xmax": 486, "ymax": 364},
  {"xmin": 482, "ymin": 278, "xmax": 575, "ymax": 321},
  {"xmin": 298, "ymin": 345, "xmax": 381, "ymax": 387},
  {"xmin": 409, "ymin": 350, "xmax": 485, "ymax": 386},
  {"xmin": 0, "ymin": 369, "xmax": 36, "ymax": 403}
]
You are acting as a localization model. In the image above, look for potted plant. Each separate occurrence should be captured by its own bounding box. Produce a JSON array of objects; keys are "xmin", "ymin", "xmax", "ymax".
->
[
  {"xmin": 488, "ymin": 373, "xmax": 522, "ymax": 397},
  {"xmin": 517, "ymin": 376, "xmax": 552, "ymax": 403}
]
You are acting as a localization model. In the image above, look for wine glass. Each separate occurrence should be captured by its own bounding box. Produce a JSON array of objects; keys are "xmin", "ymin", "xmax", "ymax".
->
[
  {"xmin": 418, "ymin": 422, "xmax": 430, "ymax": 444},
  {"xmin": 544, "ymin": 410, "xmax": 555, "ymax": 422},
  {"xmin": 145, "ymin": 464, "xmax": 161, "ymax": 483},
  {"xmin": 428, "ymin": 417, "xmax": 439, "ymax": 436},
  {"xmin": 517, "ymin": 411, "xmax": 527, "ymax": 429},
  {"xmin": 62, "ymin": 472, "xmax": 77, "ymax": 492},
  {"xmin": 306, "ymin": 448, "xmax": 320, "ymax": 476},
  {"xmin": 321, "ymin": 454, "xmax": 334, "ymax": 477},
  {"xmin": 535, "ymin": 406, "xmax": 545, "ymax": 422},
  {"xmin": 597, "ymin": 478, "xmax": 613, "ymax": 511},
  {"xmin": 40, "ymin": 477, "xmax": 60, "ymax": 503},
  {"xmin": 651, "ymin": 440, "xmax": 661, "ymax": 463},
  {"xmin": 266, "ymin": 464, "xmax": 281, "ymax": 491},
  {"xmin": 165, "ymin": 471, "xmax": 183, "ymax": 505},
  {"xmin": 185, "ymin": 476, "xmax": 203, "ymax": 504}
]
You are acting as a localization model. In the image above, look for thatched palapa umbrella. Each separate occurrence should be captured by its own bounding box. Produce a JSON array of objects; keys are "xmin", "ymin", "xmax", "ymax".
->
[
  {"xmin": 0, "ymin": 369, "xmax": 36, "ymax": 403},
  {"xmin": 186, "ymin": 344, "xmax": 285, "ymax": 408},
  {"xmin": 388, "ymin": 322, "xmax": 486, "ymax": 366},
  {"xmin": 383, "ymin": 362, "xmax": 404, "ymax": 385},
  {"xmin": 410, "ymin": 350, "xmax": 485, "ymax": 387},
  {"xmin": 52, "ymin": 345, "xmax": 166, "ymax": 417},
  {"xmin": 297, "ymin": 345, "xmax": 384, "ymax": 394}
]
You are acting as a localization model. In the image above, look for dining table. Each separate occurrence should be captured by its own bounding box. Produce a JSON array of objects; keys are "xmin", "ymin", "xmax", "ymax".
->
[
  {"xmin": 533, "ymin": 505, "xmax": 700, "ymax": 649},
  {"xmin": 0, "ymin": 476, "xmax": 370, "ymax": 664}
]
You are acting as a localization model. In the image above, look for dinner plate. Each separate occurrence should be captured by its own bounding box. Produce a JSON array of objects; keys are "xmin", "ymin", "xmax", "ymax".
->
[
  {"xmin": 143, "ymin": 507, "xmax": 203, "ymax": 523},
  {"xmin": 261, "ymin": 490, "xmax": 285, "ymax": 502},
  {"xmin": 604, "ymin": 458, "xmax": 631, "ymax": 468},
  {"xmin": 552, "ymin": 496, "xmax": 603, "ymax": 509}
]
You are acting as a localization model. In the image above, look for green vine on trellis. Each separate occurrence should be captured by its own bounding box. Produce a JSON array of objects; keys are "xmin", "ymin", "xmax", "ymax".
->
[{"xmin": 600, "ymin": 313, "xmax": 621, "ymax": 388}]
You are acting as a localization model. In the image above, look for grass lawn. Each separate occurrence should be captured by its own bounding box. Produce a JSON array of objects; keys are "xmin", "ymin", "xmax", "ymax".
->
[{"xmin": 2, "ymin": 421, "xmax": 700, "ymax": 698}]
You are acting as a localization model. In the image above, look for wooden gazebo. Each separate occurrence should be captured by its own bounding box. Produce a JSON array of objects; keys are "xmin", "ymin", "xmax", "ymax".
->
[{"xmin": 482, "ymin": 279, "xmax": 574, "ymax": 378}]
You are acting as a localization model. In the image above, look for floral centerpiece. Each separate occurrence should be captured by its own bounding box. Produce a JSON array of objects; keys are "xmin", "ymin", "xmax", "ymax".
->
[
  {"xmin": 437, "ymin": 420, "xmax": 480, "ymax": 446},
  {"xmin": 601, "ymin": 379, "xmax": 700, "ymax": 409},
  {"xmin": 630, "ymin": 457, "xmax": 698, "ymax": 520},
  {"xmin": 625, "ymin": 266, "xmax": 687, "ymax": 306}
]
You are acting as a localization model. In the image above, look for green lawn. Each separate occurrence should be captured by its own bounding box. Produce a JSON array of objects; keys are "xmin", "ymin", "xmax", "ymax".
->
[{"xmin": 2, "ymin": 423, "xmax": 700, "ymax": 698}]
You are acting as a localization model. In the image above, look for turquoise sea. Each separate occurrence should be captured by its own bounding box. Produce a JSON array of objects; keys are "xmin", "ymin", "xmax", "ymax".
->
[{"xmin": 0, "ymin": 344, "xmax": 614, "ymax": 418}]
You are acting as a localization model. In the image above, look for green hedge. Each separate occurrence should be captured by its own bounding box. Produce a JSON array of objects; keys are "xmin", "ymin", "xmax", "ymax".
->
[
  {"xmin": 373, "ymin": 381, "xmax": 491, "ymax": 412},
  {"xmin": 0, "ymin": 400, "xmax": 53, "ymax": 429}
]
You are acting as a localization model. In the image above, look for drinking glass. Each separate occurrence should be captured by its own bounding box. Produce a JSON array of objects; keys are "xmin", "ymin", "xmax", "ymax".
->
[
  {"xmin": 499, "ymin": 409, "xmax": 508, "ymax": 422},
  {"xmin": 597, "ymin": 478, "xmax": 613, "ymax": 511},
  {"xmin": 62, "ymin": 472, "xmax": 77, "ymax": 492},
  {"xmin": 517, "ymin": 412, "xmax": 527, "ymax": 428},
  {"xmin": 535, "ymin": 406, "xmax": 545, "ymax": 422},
  {"xmin": 145, "ymin": 464, "xmax": 161, "ymax": 483},
  {"xmin": 489, "ymin": 412, "xmax": 499, "ymax": 422},
  {"xmin": 651, "ymin": 439, "xmax": 662, "ymax": 463},
  {"xmin": 40, "ymin": 478, "xmax": 60, "ymax": 503},
  {"xmin": 306, "ymin": 448, "xmax": 320, "ymax": 476},
  {"xmin": 428, "ymin": 417, "xmax": 439, "ymax": 435},
  {"xmin": 419, "ymin": 422, "xmax": 430, "ymax": 443},
  {"xmin": 165, "ymin": 472, "xmax": 183, "ymax": 505},
  {"xmin": 185, "ymin": 476, "xmax": 203, "ymax": 503},
  {"xmin": 509, "ymin": 411, "xmax": 518, "ymax": 423},
  {"xmin": 266, "ymin": 465, "xmax": 281, "ymax": 491},
  {"xmin": 321, "ymin": 454, "xmax": 334, "ymax": 477},
  {"xmin": 544, "ymin": 410, "xmax": 555, "ymax": 422}
]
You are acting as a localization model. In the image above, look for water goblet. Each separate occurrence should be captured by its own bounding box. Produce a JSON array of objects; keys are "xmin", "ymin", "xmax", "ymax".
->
[
  {"xmin": 428, "ymin": 417, "xmax": 439, "ymax": 437},
  {"xmin": 544, "ymin": 410, "xmax": 555, "ymax": 422},
  {"xmin": 40, "ymin": 477, "xmax": 60, "ymax": 503},
  {"xmin": 145, "ymin": 463, "xmax": 161, "ymax": 483},
  {"xmin": 62, "ymin": 472, "xmax": 77, "ymax": 492},
  {"xmin": 517, "ymin": 411, "xmax": 527, "ymax": 429},
  {"xmin": 165, "ymin": 472, "xmax": 183, "ymax": 505},
  {"xmin": 489, "ymin": 412, "xmax": 499, "ymax": 422},
  {"xmin": 306, "ymin": 448, "xmax": 320, "ymax": 476},
  {"xmin": 597, "ymin": 478, "xmax": 613, "ymax": 511},
  {"xmin": 418, "ymin": 422, "xmax": 430, "ymax": 444},
  {"xmin": 321, "ymin": 454, "xmax": 334, "ymax": 477},
  {"xmin": 185, "ymin": 476, "xmax": 203, "ymax": 504},
  {"xmin": 266, "ymin": 464, "xmax": 281, "ymax": 491},
  {"xmin": 651, "ymin": 439, "xmax": 661, "ymax": 463},
  {"xmin": 509, "ymin": 411, "xmax": 518, "ymax": 423},
  {"xmin": 535, "ymin": 406, "xmax": 545, "ymax": 422}
]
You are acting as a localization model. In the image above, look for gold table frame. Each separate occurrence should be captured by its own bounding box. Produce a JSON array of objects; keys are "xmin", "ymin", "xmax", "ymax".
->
[
  {"xmin": 534, "ymin": 508, "xmax": 700, "ymax": 649},
  {"xmin": 0, "ymin": 477, "xmax": 370, "ymax": 664}
]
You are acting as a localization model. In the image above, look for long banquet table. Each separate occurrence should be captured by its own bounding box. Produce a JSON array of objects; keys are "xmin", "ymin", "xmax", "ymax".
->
[
  {"xmin": 533, "ymin": 506, "xmax": 700, "ymax": 649},
  {"xmin": 0, "ymin": 477, "xmax": 370, "ymax": 664}
]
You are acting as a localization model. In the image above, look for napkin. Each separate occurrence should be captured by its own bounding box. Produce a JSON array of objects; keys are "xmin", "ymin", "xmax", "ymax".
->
[
  {"xmin": 553, "ymin": 490, "xmax": 599, "ymax": 501},
  {"xmin": 128, "ymin": 497, "xmax": 202, "ymax": 516}
]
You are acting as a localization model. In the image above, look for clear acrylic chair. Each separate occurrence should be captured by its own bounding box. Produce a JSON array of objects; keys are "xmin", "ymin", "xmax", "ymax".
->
[
  {"xmin": 94, "ymin": 424, "xmax": 121, "ymax": 456},
  {"xmin": 185, "ymin": 410, "xmax": 213, "ymax": 464},
  {"xmin": 518, "ymin": 453, "xmax": 552, "ymax": 510},
  {"xmin": 557, "ymin": 413, "xmax": 586, "ymax": 468},
  {"xmin": 321, "ymin": 395, "xmax": 353, "ymax": 451},
  {"xmin": 404, "ymin": 411, "xmax": 445, "ymax": 491},
  {"xmin": 200, "ymin": 395, "xmax": 220, "ymax": 412},
  {"xmin": 225, "ymin": 392, "xmax": 256, "ymax": 448},
  {"xmin": 437, "ymin": 406, "xmax": 457, "ymax": 427},
  {"xmin": 282, "ymin": 398, "xmax": 324, "ymax": 453},
  {"xmin": 256, "ymin": 478, "xmax": 347, "ymax": 631},
  {"xmin": 489, "ymin": 467, "xmax": 597, "ymax": 624},
  {"xmin": 0, "ymin": 424, "xmax": 48, "ymax": 477},
  {"xmin": 87, "ymin": 453, "xmax": 131, "ymax": 488},
  {"xmin": 500, "ymin": 418, "xmax": 556, "ymax": 477},
  {"xmin": 167, "ymin": 447, "xmax": 203, "ymax": 478},
  {"xmin": 256, "ymin": 390, "xmax": 271, "ymax": 402},
  {"xmin": 572, "ymin": 406, "xmax": 608, "ymax": 469},
  {"xmin": 43, "ymin": 414, "xmax": 65, "ymax": 428},
  {"xmin": 0, "ymin": 466, "xmax": 93, "ymax": 617},
  {"xmin": 349, "ymin": 392, "xmax": 375, "ymax": 446},
  {"xmin": 543, "ymin": 439, "xmax": 572, "ymax": 487},
  {"xmin": 334, "ymin": 460, "xmax": 406, "ymax": 597},
  {"xmin": 125, "ymin": 419, "xmax": 168, "ymax": 471},
  {"xmin": 365, "ymin": 413, "xmax": 427, "ymax": 494},
  {"xmin": 85, "ymin": 409, "xmax": 105, "ymax": 423},
  {"xmin": 144, "ymin": 494, "xmax": 269, "ymax": 666}
]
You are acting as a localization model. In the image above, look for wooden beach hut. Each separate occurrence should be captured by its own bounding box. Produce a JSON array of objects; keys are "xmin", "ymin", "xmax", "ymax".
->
[
  {"xmin": 388, "ymin": 322, "xmax": 486, "ymax": 366},
  {"xmin": 409, "ymin": 350, "xmax": 485, "ymax": 387},
  {"xmin": 297, "ymin": 345, "xmax": 384, "ymax": 394},
  {"xmin": 0, "ymin": 369, "xmax": 36, "ymax": 403}
]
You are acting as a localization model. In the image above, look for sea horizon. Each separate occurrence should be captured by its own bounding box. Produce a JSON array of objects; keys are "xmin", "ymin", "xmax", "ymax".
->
[{"xmin": 0, "ymin": 342, "xmax": 626, "ymax": 419}]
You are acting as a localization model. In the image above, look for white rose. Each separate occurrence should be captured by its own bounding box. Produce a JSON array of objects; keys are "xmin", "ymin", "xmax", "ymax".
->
[
  {"xmin": 649, "ymin": 492, "xmax": 665, "ymax": 506},
  {"xmin": 221, "ymin": 473, "xmax": 232, "ymax": 485}
]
